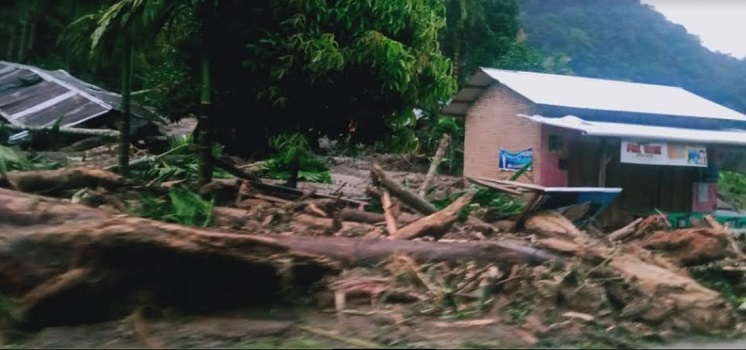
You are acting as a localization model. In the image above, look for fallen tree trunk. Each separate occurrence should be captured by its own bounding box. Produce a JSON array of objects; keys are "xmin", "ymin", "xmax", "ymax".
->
[
  {"xmin": 609, "ymin": 254, "xmax": 735, "ymax": 332},
  {"xmin": 0, "ymin": 187, "xmax": 561, "ymax": 329},
  {"xmin": 608, "ymin": 217, "xmax": 643, "ymax": 242},
  {"xmin": 58, "ymin": 137, "xmax": 110, "ymax": 152},
  {"xmin": 370, "ymin": 162, "xmax": 438, "ymax": 215},
  {"xmin": 0, "ymin": 123, "xmax": 120, "ymax": 138},
  {"xmin": 1, "ymin": 166, "xmax": 125, "ymax": 194},
  {"xmin": 339, "ymin": 209, "xmax": 419, "ymax": 225},
  {"xmin": 529, "ymin": 230, "xmax": 737, "ymax": 332},
  {"xmin": 212, "ymin": 206, "xmax": 250, "ymax": 228},
  {"xmin": 0, "ymin": 187, "xmax": 109, "ymax": 226},
  {"xmin": 391, "ymin": 191, "xmax": 474, "ymax": 240},
  {"xmin": 381, "ymin": 189, "xmax": 398, "ymax": 235},
  {"xmin": 418, "ymin": 133, "xmax": 450, "ymax": 198}
]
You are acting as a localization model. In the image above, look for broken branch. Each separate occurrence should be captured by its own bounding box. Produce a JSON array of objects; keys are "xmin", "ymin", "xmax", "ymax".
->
[
  {"xmin": 381, "ymin": 189, "xmax": 398, "ymax": 235},
  {"xmin": 418, "ymin": 133, "xmax": 450, "ymax": 198},
  {"xmin": 391, "ymin": 191, "xmax": 474, "ymax": 240},
  {"xmin": 370, "ymin": 162, "xmax": 438, "ymax": 215}
]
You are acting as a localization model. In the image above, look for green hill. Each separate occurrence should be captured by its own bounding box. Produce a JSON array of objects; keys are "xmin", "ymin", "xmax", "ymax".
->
[{"xmin": 518, "ymin": 0, "xmax": 746, "ymax": 114}]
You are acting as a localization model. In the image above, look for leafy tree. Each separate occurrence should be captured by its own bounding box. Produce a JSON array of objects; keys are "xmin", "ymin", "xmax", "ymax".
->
[
  {"xmin": 62, "ymin": 0, "xmax": 220, "ymax": 184},
  {"xmin": 440, "ymin": 0, "xmax": 522, "ymax": 86},
  {"xmin": 60, "ymin": 1, "xmax": 143, "ymax": 176},
  {"xmin": 0, "ymin": 0, "xmax": 119, "ymax": 86},
  {"xmin": 239, "ymin": 0, "xmax": 455, "ymax": 152}
]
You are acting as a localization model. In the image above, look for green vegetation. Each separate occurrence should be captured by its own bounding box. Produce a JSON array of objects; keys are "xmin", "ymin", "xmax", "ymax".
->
[
  {"xmin": 519, "ymin": 0, "xmax": 746, "ymax": 114},
  {"xmin": 433, "ymin": 186, "xmax": 526, "ymax": 222},
  {"xmin": 133, "ymin": 136, "xmax": 231, "ymax": 185},
  {"xmin": 0, "ymin": 145, "xmax": 63, "ymax": 174},
  {"xmin": 260, "ymin": 133, "xmax": 331, "ymax": 184},
  {"xmin": 137, "ymin": 187, "xmax": 215, "ymax": 227},
  {"xmin": 0, "ymin": 0, "xmax": 544, "ymax": 176},
  {"xmin": 689, "ymin": 264, "xmax": 743, "ymax": 307},
  {"xmin": 0, "ymin": 145, "xmax": 35, "ymax": 174},
  {"xmin": 719, "ymin": 171, "xmax": 746, "ymax": 210},
  {"xmin": 505, "ymin": 299, "xmax": 533, "ymax": 324}
]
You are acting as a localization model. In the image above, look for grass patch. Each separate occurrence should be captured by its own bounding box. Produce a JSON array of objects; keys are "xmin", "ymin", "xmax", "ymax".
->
[
  {"xmin": 137, "ymin": 187, "xmax": 215, "ymax": 227},
  {"xmin": 505, "ymin": 300, "xmax": 533, "ymax": 324}
]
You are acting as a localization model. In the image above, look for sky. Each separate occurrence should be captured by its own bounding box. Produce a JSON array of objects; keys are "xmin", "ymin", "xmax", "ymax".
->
[{"xmin": 641, "ymin": 0, "xmax": 746, "ymax": 59}]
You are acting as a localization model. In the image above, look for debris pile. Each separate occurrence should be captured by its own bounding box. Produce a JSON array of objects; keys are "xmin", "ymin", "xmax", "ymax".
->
[{"xmin": 0, "ymin": 147, "xmax": 745, "ymax": 346}]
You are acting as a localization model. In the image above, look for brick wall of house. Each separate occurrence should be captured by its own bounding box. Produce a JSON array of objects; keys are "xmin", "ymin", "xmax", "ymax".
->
[
  {"xmin": 464, "ymin": 83, "xmax": 541, "ymax": 183},
  {"xmin": 539, "ymin": 125, "xmax": 576, "ymax": 187}
]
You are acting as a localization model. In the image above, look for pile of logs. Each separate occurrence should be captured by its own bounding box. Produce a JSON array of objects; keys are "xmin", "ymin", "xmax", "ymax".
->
[
  {"xmin": 0, "ymin": 165, "xmax": 556, "ymax": 330},
  {"xmin": 0, "ymin": 161, "xmax": 744, "ymax": 338}
]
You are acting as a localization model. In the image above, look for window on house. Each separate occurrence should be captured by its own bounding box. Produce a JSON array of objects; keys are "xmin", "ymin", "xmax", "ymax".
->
[
  {"xmin": 558, "ymin": 158, "xmax": 568, "ymax": 170},
  {"xmin": 548, "ymin": 135, "xmax": 563, "ymax": 152}
]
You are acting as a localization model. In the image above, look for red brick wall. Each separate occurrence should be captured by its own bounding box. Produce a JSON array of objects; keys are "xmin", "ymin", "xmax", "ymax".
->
[
  {"xmin": 539, "ymin": 126, "xmax": 572, "ymax": 187},
  {"xmin": 463, "ymin": 83, "xmax": 541, "ymax": 183}
]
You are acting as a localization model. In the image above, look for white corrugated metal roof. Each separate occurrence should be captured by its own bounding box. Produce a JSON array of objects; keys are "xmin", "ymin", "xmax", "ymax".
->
[
  {"xmin": 443, "ymin": 68, "xmax": 746, "ymax": 121},
  {"xmin": 0, "ymin": 60, "xmax": 161, "ymax": 128},
  {"xmin": 520, "ymin": 114, "xmax": 746, "ymax": 146}
]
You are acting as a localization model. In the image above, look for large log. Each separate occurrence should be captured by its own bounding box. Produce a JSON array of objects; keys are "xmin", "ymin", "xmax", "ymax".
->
[
  {"xmin": 0, "ymin": 188, "xmax": 561, "ymax": 329},
  {"xmin": 2, "ymin": 166, "xmax": 125, "ymax": 194},
  {"xmin": 391, "ymin": 191, "xmax": 474, "ymax": 240},
  {"xmin": 370, "ymin": 162, "xmax": 438, "ymax": 215},
  {"xmin": 418, "ymin": 133, "xmax": 450, "ymax": 197},
  {"xmin": 0, "ymin": 187, "xmax": 109, "ymax": 226},
  {"xmin": 381, "ymin": 189, "xmax": 399, "ymax": 235},
  {"xmin": 0, "ymin": 124, "xmax": 121, "ymax": 138},
  {"xmin": 339, "ymin": 209, "xmax": 419, "ymax": 225}
]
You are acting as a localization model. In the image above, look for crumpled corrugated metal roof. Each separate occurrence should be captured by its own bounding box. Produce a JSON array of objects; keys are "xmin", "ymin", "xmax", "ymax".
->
[
  {"xmin": 520, "ymin": 114, "xmax": 746, "ymax": 146},
  {"xmin": 443, "ymin": 68, "xmax": 746, "ymax": 122},
  {"xmin": 0, "ymin": 60, "xmax": 159, "ymax": 128}
]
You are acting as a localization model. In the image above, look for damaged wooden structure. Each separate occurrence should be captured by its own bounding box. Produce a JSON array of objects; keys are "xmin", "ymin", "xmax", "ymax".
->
[
  {"xmin": 467, "ymin": 177, "xmax": 622, "ymax": 230},
  {"xmin": 0, "ymin": 60, "xmax": 165, "ymax": 145}
]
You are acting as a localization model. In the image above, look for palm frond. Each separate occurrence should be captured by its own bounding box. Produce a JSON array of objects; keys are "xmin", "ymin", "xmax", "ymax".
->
[{"xmin": 60, "ymin": 0, "xmax": 188, "ymax": 62}]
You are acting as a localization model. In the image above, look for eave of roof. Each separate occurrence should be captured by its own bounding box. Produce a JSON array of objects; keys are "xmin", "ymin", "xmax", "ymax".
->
[{"xmin": 520, "ymin": 114, "xmax": 746, "ymax": 146}]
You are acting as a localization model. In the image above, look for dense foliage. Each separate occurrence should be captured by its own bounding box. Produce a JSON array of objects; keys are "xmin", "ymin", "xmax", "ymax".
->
[
  {"xmin": 0, "ymin": 0, "xmax": 547, "ymax": 165},
  {"xmin": 239, "ymin": 0, "xmax": 456, "ymax": 154}
]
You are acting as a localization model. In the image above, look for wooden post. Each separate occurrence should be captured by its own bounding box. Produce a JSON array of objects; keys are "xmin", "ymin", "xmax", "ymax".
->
[
  {"xmin": 597, "ymin": 139, "xmax": 611, "ymax": 187},
  {"xmin": 418, "ymin": 133, "xmax": 450, "ymax": 197},
  {"xmin": 597, "ymin": 139, "xmax": 606, "ymax": 187}
]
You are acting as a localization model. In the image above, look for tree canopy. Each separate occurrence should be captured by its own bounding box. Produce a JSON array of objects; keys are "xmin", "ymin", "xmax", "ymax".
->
[
  {"xmin": 241, "ymin": 0, "xmax": 456, "ymax": 150},
  {"xmin": 0, "ymin": 0, "xmax": 545, "ymax": 158}
]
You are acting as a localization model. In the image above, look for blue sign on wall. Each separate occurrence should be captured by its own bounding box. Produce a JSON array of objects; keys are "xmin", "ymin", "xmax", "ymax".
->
[{"xmin": 499, "ymin": 147, "xmax": 533, "ymax": 171}]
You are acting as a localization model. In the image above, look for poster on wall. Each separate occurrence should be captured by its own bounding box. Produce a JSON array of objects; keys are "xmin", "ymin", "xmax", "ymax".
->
[
  {"xmin": 499, "ymin": 147, "xmax": 533, "ymax": 171},
  {"xmin": 620, "ymin": 140, "xmax": 707, "ymax": 167}
]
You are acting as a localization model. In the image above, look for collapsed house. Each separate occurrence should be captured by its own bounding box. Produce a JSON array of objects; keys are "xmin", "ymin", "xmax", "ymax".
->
[
  {"xmin": 443, "ymin": 68, "xmax": 746, "ymax": 228},
  {"xmin": 0, "ymin": 60, "xmax": 163, "ymax": 144}
]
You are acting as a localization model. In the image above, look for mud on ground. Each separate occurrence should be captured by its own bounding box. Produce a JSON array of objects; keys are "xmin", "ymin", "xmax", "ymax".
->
[{"xmin": 7, "ymin": 306, "xmax": 668, "ymax": 349}]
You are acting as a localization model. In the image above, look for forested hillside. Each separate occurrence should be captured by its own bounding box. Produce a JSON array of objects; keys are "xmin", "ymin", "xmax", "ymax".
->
[{"xmin": 518, "ymin": 0, "xmax": 746, "ymax": 114}]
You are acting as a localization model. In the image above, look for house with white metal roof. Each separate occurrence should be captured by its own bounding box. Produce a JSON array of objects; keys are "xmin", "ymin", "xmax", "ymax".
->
[{"xmin": 444, "ymin": 68, "xmax": 746, "ymax": 227}]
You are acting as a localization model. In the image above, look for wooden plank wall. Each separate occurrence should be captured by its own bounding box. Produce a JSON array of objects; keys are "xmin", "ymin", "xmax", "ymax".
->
[{"xmin": 567, "ymin": 138, "xmax": 700, "ymax": 228}]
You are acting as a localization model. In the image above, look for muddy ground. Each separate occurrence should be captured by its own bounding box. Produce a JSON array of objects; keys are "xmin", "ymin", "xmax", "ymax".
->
[{"xmin": 9, "ymin": 305, "xmax": 746, "ymax": 349}]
